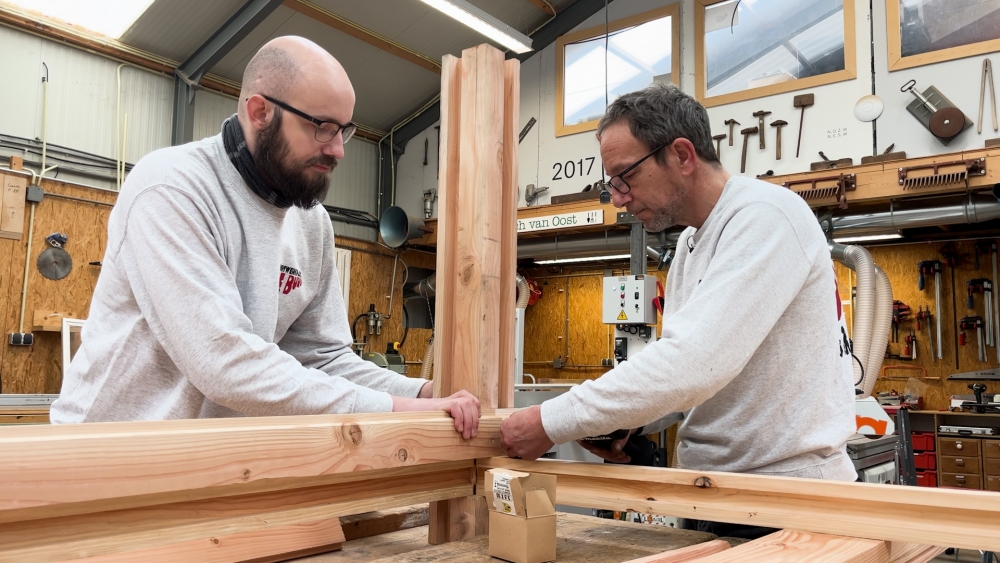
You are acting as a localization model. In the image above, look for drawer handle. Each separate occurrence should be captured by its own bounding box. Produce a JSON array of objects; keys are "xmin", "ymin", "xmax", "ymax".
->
[
  {"xmin": 956, "ymin": 459, "xmax": 965, "ymax": 466},
  {"xmin": 957, "ymin": 442, "xmax": 964, "ymax": 450}
]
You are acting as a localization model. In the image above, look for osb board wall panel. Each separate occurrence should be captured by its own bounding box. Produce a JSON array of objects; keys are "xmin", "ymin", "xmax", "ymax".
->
[
  {"xmin": 0, "ymin": 177, "xmax": 114, "ymax": 394},
  {"xmin": 0, "ymin": 177, "xmax": 432, "ymax": 395},
  {"xmin": 859, "ymin": 240, "xmax": 1000, "ymax": 411},
  {"xmin": 334, "ymin": 236, "xmax": 435, "ymax": 380},
  {"xmin": 521, "ymin": 268, "xmax": 668, "ymax": 382},
  {"xmin": 522, "ymin": 240, "xmax": 1000, "ymax": 412}
]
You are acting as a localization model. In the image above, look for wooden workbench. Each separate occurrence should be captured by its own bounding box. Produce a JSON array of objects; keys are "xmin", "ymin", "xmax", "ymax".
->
[{"xmin": 296, "ymin": 512, "xmax": 727, "ymax": 562}]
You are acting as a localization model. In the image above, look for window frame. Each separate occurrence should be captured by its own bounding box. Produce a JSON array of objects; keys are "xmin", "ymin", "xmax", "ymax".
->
[
  {"xmin": 694, "ymin": 0, "xmax": 858, "ymax": 107},
  {"xmin": 886, "ymin": 0, "xmax": 1000, "ymax": 71},
  {"xmin": 555, "ymin": 4, "xmax": 681, "ymax": 138}
]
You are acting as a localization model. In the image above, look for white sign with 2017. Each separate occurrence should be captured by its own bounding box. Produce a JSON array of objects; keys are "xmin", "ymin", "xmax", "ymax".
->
[{"xmin": 516, "ymin": 210, "xmax": 603, "ymax": 233}]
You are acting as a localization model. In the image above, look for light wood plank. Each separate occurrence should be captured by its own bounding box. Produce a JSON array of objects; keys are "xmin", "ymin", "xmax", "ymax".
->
[
  {"xmin": 452, "ymin": 43, "xmax": 504, "ymax": 407},
  {"xmin": 690, "ymin": 530, "xmax": 888, "ymax": 563},
  {"xmin": 62, "ymin": 518, "xmax": 344, "ymax": 563},
  {"xmin": 498, "ymin": 58, "xmax": 520, "ymax": 409},
  {"xmin": 887, "ymin": 543, "xmax": 946, "ymax": 563},
  {"xmin": 0, "ymin": 464, "xmax": 470, "ymax": 562},
  {"xmin": 339, "ymin": 505, "xmax": 428, "ymax": 541},
  {"xmin": 623, "ymin": 540, "xmax": 731, "ymax": 562},
  {"xmin": 0, "ymin": 412, "xmax": 507, "ymax": 519},
  {"xmin": 430, "ymin": 43, "xmax": 514, "ymax": 545},
  {"xmin": 478, "ymin": 457, "xmax": 1000, "ymax": 552},
  {"xmin": 431, "ymin": 53, "xmax": 462, "ymax": 400}
]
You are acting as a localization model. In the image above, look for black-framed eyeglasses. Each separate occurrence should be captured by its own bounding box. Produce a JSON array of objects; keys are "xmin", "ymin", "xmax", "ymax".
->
[
  {"xmin": 260, "ymin": 95, "xmax": 357, "ymax": 144},
  {"xmin": 601, "ymin": 142, "xmax": 668, "ymax": 195}
]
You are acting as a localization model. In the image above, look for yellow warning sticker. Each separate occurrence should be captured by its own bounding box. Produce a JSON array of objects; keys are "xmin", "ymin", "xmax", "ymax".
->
[{"xmin": 617, "ymin": 310, "xmax": 628, "ymax": 321}]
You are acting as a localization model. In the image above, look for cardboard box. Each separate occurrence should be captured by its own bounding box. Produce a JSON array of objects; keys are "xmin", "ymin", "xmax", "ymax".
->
[{"xmin": 486, "ymin": 468, "xmax": 557, "ymax": 563}]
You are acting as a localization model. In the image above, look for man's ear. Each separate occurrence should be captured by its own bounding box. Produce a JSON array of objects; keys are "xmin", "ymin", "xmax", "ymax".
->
[
  {"xmin": 671, "ymin": 138, "xmax": 699, "ymax": 175},
  {"xmin": 244, "ymin": 95, "xmax": 271, "ymax": 130}
]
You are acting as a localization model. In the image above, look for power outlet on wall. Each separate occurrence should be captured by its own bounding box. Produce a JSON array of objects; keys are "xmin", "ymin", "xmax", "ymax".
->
[{"xmin": 8, "ymin": 332, "xmax": 33, "ymax": 346}]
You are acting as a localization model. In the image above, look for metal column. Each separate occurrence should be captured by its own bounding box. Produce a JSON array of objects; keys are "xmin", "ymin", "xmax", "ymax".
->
[{"xmin": 170, "ymin": 0, "xmax": 285, "ymax": 145}]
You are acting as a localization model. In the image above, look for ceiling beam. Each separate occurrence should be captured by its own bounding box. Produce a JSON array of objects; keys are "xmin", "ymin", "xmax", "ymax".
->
[
  {"xmin": 515, "ymin": 0, "xmax": 611, "ymax": 62},
  {"xmin": 525, "ymin": 0, "xmax": 557, "ymax": 17},
  {"xmin": 172, "ymin": 0, "xmax": 286, "ymax": 145},
  {"xmin": 284, "ymin": 0, "xmax": 441, "ymax": 75}
]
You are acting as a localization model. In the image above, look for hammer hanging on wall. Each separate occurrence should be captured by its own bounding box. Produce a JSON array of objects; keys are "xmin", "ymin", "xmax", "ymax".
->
[{"xmin": 740, "ymin": 126, "xmax": 758, "ymax": 174}]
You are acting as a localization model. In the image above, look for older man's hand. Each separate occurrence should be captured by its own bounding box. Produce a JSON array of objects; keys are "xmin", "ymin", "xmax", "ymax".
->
[{"xmin": 500, "ymin": 405, "xmax": 554, "ymax": 460}]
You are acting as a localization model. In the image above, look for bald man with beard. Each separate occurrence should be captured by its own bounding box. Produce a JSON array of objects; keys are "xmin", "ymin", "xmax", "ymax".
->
[{"xmin": 52, "ymin": 37, "xmax": 481, "ymax": 437}]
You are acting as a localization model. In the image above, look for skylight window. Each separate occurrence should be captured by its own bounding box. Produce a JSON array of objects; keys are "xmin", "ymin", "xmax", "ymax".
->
[{"xmin": 3, "ymin": 0, "xmax": 155, "ymax": 38}]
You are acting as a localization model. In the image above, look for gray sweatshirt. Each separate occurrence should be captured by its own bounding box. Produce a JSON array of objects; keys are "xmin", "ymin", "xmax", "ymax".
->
[
  {"xmin": 540, "ymin": 176, "xmax": 857, "ymax": 480},
  {"xmin": 51, "ymin": 135, "xmax": 425, "ymax": 423}
]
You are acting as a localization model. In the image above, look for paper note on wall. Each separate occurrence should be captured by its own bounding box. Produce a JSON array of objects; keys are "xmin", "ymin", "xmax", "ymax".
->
[{"xmin": 0, "ymin": 175, "xmax": 26, "ymax": 240}]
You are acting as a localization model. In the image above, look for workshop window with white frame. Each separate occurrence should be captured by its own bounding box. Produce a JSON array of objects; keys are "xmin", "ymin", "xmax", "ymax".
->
[{"xmin": 704, "ymin": 0, "xmax": 847, "ymax": 98}]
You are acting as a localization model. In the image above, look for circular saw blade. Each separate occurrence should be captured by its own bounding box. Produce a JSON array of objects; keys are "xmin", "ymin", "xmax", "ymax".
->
[
  {"xmin": 930, "ymin": 107, "xmax": 965, "ymax": 139},
  {"xmin": 37, "ymin": 247, "xmax": 72, "ymax": 280}
]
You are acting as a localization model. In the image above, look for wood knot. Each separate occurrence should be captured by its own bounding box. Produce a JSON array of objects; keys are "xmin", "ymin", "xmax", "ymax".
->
[
  {"xmin": 397, "ymin": 448, "xmax": 408, "ymax": 462},
  {"xmin": 242, "ymin": 469, "xmax": 251, "ymax": 480},
  {"xmin": 694, "ymin": 476, "xmax": 713, "ymax": 488},
  {"xmin": 646, "ymin": 497, "xmax": 655, "ymax": 502},
  {"xmin": 342, "ymin": 424, "xmax": 363, "ymax": 446},
  {"xmin": 211, "ymin": 538, "xmax": 220, "ymax": 545},
  {"xmin": 460, "ymin": 264, "xmax": 474, "ymax": 285}
]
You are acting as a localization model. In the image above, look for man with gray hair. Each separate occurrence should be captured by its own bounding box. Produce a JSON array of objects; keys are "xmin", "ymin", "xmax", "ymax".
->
[
  {"xmin": 500, "ymin": 84, "xmax": 856, "ymax": 538},
  {"xmin": 53, "ymin": 36, "xmax": 481, "ymax": 438}
]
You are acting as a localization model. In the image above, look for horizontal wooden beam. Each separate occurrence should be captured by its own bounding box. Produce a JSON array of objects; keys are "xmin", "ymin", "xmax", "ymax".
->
[
  {"xmin": 0, "ymin": 411, "xmax": 509, "ymax": 521},
  {"xmin": 0, "ymin": 462, "xmax": 470, "ymax": 562},
  {"xmin": 477, "ymin": 457, "xmax": 1000, "ymax": 552},
  {"xmin": 284, "ymin": 0, "xmax": 441, "ymax": 74},
  {"xmin": 690, "ymin": 530, "xmax": 888, "ymax": 563}
]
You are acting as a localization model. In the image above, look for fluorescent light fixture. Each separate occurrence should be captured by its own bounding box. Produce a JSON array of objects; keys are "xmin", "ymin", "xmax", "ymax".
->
[
  {"xmin": 535, "ymin": 254, "xmax": 631, "ymax": 265},
  {"xmin": 5, "ymin": 0, "xmax": 155, "ymax": 38},
  {"xmin": 832, "ymin": 233, "xmax": 903, "ymax": 244},
  {"xmin": 418, "ymin": 0, "xmax": 533, "ymax": 54}
]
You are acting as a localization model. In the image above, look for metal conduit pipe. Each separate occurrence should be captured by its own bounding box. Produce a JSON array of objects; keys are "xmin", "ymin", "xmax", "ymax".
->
[
  {"xmin": 517, "ymin": 231, "xmax": 681, "ymax": 261},
  {"xmin": 827, "ymin": 193, "xmax": 1000, "ymax": 238},
  {"xmin": 513, "ymin": 193, "xmax": 1000, "ymax": 262}
]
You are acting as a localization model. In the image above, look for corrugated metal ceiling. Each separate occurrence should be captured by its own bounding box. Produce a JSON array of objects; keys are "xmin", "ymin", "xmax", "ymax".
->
[{"xmin": 115, "ymin": 0, "xmax": 583, "ymax": 132}]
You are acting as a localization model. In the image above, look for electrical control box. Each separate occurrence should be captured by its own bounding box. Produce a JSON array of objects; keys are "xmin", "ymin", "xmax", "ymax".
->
[{"xmin": 602, "ymin": 275, "xmax": 657, "ymax": 325}]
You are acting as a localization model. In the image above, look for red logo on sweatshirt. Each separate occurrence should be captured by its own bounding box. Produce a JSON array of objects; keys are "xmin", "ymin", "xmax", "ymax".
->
[{"xmin": 279, "ymin": 265, "xmax": 302, "ymax": 294}]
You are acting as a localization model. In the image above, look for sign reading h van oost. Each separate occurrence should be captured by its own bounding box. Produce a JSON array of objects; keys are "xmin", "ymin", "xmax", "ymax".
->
[{"xmin": 516, "ymin": 210, "xmax": 603, "ymax": 233}]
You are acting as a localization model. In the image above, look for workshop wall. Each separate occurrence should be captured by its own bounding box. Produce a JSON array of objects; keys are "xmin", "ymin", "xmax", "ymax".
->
[
  {"xmin": 520, "ymin": 267, "xmax": 668, "ymax": 383},
  {"xmin": 0, "ymin": 170, "xmax": 428, "ymax": 394},
  {"xmin": 0, "ymin": 24, "xmax": 172, "ymax": 190},
  {"xmin": 334, "ymin": 237, "xmax": 436, "ymax": 379},
  {"xmin": 872, "ymin": 0, "xmax": 999, "ymax": 159},
  {"xmin": 520, "ymin": 239, "xmax": 1000, "ymax": 410},
  {"xmin": 0, "ymin": 23, "xmax": 382, "ymax": 219},
  {"xmin": 0, "ymin": 175, "xmax": 115, "ymax": 394},
  {"xmin": 837, "ymin": 239, "xmax": 1000, "ymax": 412},
  {"xmin": 394, "ymin": 0, "xmax": 880, "ymax": 216}
]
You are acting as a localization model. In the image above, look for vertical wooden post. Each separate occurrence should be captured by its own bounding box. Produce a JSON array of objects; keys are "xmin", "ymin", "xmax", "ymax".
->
[
  {"xmin": 428, "ymin": 44, "xmax": 520, "ymax": 544},
  {"xmin": 498, "ymin": 59, "xmax": 520, "ymax": 410}
]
